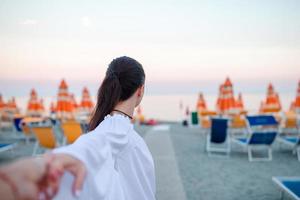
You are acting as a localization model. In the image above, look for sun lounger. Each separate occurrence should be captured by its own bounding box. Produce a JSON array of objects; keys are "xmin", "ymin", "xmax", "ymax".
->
[
  {"xmin": 272, "ymin": 177, "xmax": 300, "ymax": 200},
  {"xmin": 232, "ymin": 115, "xmax": 279, "ymax": 161},
  {"xmin": 31, "ymin": 126, "xmax": 59, "ymax": 155},
  {"xmin": 61, "ymin": 120, "xmax": 82, "ymax": 145},
  {"xmin": 206, "ymin": 118, "xmax": 230, "ymax": 155},
  {"xmin": 0, "ymin": 143, "xmax": 16, "ymax": 154},
  {"xmin": 278, "ymin": 135, "xmax": 300, "ymax": 161}
]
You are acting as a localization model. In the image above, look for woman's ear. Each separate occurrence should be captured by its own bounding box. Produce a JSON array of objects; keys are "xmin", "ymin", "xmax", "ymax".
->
[{"xmin": 137, "ymin": 85, "xmax": 145, "ymax": 97}]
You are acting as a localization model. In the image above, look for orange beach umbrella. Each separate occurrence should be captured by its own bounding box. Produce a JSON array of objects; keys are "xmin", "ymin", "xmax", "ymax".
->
[
  {"xmin": 26, "ymin": 89, "xmax": 44, "ymax": 117},
  {"xmin": 6, "ymin": 97, "xmax": 19, "ymax": 114},
  {"xmin": 197, "ymin": 93, "xmax": 207, "ymax": 112},
  {"xmin": 216, "ymin": 77, "xmax": 237, "ymax": 115},
  {"xmin": 235, "ymin": 93, "xmax": 246, "ymax": 114},
  {"xmin": 290, "ymin": 80, "xmax": 300, "ymax": 114},
  {"xmin": 260, "ymin": 83, "xmax": 281, "ymax": 113},
  {"xmin": 0, "ymin": 94, "xmax": 6, "ymax": 112},
  {"xmin": 55, "ymin": 79, "xmax": 74, "ymax": 120},
  {"xmin": 70, "ymin": 94, "xmax": 79, "ymax": 113},
  {"xmin": 80, "ymin": 87, "xmax": 94, "ymax": 114}
]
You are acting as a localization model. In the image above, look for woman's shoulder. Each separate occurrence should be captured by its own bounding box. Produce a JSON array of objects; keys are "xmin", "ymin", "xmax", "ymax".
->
[{"xmin": 92, "ymin": 114, "xmax": 134, "ymax": 156}]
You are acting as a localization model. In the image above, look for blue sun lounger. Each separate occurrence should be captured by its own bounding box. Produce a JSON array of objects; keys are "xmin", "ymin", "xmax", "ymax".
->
[
  {"xmin": 273, "ymin": 177, "xmax": 300, "ymax": 200},
  {"xmin": 206, "ymin": 118, "xmax": 230, "ymax": 155},
  {"xmin": 0, "ymin": 143, "xmax": 16, "ymax": 154},
  {"xmin": 232, "ymin": 115, "xmax": 279, "ymax": 161},
  {"xmin": 277, "ymin": 132, "xmax": 300, "ymax": 161},
  {"xmin": 13, "ymin": 117, "xmax": 23, "ymax": 132}
]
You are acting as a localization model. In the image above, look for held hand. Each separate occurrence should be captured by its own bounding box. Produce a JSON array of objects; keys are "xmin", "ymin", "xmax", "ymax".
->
[
  {"xmin": 0, "ymin": 154, "xmax": 86, "ymax": 200},
  {"xmin": 47, "ymin": 153, "xmax": 86, "ymax": 197},
  {"xmin": 0, "ymin": 155, "xmax": 60, "ymax": 200}
]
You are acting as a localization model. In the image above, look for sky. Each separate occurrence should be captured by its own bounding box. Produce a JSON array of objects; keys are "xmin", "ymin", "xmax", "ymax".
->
[{"xmin": 0, "ymin": 0, "xmax": 299, "ymax": 96}]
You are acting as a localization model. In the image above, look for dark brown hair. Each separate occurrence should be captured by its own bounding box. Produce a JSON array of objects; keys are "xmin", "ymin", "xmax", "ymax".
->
[{"xmin": 88, "ymin": 56, "xmax": 145, "ymax": 131}]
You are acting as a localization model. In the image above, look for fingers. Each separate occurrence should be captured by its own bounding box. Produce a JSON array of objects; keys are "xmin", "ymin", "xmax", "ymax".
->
[
  {"xmin": 47, "ymin": 153, "xmax": 87, "ymax": 197},
  {"xmin": 37, "ymin": 154, "xmax": 64, "ymax": 199},
  {"xmin": 70, "ymin": 164, "xmax": 86, "ymax": 196}
]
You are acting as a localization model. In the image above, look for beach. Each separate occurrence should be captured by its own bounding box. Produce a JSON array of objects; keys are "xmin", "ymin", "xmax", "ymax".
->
[{"xmin": 1, "ymin": 123, "xmax": 299, "ymax": 200}]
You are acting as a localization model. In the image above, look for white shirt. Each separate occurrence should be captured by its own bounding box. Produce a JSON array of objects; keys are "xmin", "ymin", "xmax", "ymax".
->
[{"xmin": 53, "ymin": 114, "xmax": 156, "ymax": 200}]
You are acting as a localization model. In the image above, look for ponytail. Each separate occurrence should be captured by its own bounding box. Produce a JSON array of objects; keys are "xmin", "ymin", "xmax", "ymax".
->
[
  {"xmin": 88, "ymin": 74, "xmax": 121, "ymax": 131},
  {"xmin": 88, "ymin": 56, "xmax": 145, "ymax": 131}
]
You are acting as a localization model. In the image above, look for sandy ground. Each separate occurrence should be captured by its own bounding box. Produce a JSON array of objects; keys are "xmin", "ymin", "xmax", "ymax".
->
[{"xmin": 0, "ymin": 123, "xmax": 300, "ymax": 200}]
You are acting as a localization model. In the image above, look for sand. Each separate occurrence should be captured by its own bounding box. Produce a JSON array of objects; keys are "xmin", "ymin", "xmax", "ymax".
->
[{"xmin": 1, "ymin": 123, "xmax": 300, "ymax": 200}]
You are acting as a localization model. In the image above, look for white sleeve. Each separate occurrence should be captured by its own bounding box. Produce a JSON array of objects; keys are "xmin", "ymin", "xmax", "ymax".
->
[
  {"xmin": 53, "ymin": 132, "xmax": 111, "ymax": 173},
  {"xmin": 52, "ymin": 132, "xmax": 111, "ymax": 200}
]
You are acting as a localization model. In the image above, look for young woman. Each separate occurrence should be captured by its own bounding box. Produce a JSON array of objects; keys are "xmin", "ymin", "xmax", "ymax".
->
[{"xmin": 53, "ymin": 56, "xmax": 156, "ymax": 200}]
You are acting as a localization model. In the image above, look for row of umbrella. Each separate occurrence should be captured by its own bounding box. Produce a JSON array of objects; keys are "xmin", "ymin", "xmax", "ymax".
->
[
  {"xmin": 196, "ymin": 78, "xmax": 300, "ymax": 115},
  {"xmin": 196, "ymin": 77, "xmax": 246, "ymax": 116},
  {"xmin": 0, "ymin": 79, "xmax": 148, "ymax": 122},
  {"xmin": 0, "ymin": 96, "xmax": 19, "ymax": 115},
  {"xmin": 50, "ymin": 79, "xmax": 94, "ymax": 120},
  {"xmin": 0, "ymin": 79, "xmax": 94, "ymax": 120}
]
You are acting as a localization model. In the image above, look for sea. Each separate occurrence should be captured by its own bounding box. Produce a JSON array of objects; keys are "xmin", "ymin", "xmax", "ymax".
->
[{"xmin": 11, "ymin": 93, "xmax": 295, "ymax": 122}]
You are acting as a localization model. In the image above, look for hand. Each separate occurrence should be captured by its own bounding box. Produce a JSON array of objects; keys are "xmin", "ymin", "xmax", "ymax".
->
[
  {"xmin": 48, "ymin": 153, "xmax": 86, "ymax": 197},
  {"xmin": 0, "ymin": 154, "xmax": 86, "ymax": 200},
  {"xmin": 0, "ymin": 155, "xmax": 61, "ymax": 200}
]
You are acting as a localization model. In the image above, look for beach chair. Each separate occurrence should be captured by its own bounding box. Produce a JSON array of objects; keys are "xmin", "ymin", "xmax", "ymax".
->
[
  {"xmin": 9, "ymin": 116, "xmax": 31, "ymax": 141},
  {"xmin": 0, "ymin": 143, "xmax": 17, "ymax": 154},
  {"xmin": 206, "ymin": 118, "xmax": 230, "ymax": 155},
  {"xmin": 272, "ymin": 177, "xmax": 300, "ymax": 200},
  {"xmin": 199, "ymin": 117, "xmax": 211, "ymax": 134},
  {"xmin": 20, "ymin": 122, "xmax": 37, "ymax": 144},
  {"xmin": 61, "ymin": 121, "xmax": 82, "ymax": 145},
  {"xmin": 277, "ymin": 133, "xmax": 300, "ymax": 161},
  {"xmin": 229, "ymin": 115, "xmax": 247, "ymax": 136},
  {"xmin": 13, "ymin": 116, "xmax": 23, "ymax": 132},
  {"xmin": 280, "ymin": 113, "xmax": 298, "ymax": 136},
  {"xmin": 31, "ymin": 126, "xmax": 58, "ymax": 155},
  {"xmin": 232, "ymin": 115, "xmax": 279, "ymax": 161}
]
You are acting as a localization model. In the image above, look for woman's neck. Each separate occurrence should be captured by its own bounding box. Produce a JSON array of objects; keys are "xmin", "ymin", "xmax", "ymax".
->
[{"xmin": 113, "ymin": 100, "xmax": 135, "ymax": 119}]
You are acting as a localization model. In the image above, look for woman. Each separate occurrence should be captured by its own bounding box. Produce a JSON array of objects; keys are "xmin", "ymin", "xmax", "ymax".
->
[{"xmin": 53, "ymin": 56, "xmax": 156, "ymax": 200}]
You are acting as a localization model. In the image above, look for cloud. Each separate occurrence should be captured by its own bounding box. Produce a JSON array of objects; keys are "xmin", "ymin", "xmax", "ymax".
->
[
  {"xmin": 80, "ymin": 16, "xmax": 92, "ymax": 27},
  {"xmin": 21, "ymin": 19, "xmax": 38, "ymax": 25}
]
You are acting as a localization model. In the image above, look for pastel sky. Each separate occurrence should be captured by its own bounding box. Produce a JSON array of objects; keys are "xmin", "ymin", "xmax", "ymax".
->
[{"xmin": 0, "ymin": 0, "xmax": 299, "ymax": 95}]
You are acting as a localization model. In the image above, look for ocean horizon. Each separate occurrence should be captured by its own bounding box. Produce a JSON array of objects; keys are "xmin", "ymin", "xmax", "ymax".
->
[{"xmin": 4, "ymin": 93, "xmax": 295, "ymax": 121}]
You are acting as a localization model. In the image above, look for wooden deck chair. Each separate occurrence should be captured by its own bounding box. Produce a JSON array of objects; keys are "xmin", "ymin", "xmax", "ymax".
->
[
  {"xmin": 31, "ymin": 126, "xmax": 58, "ymax": 155},
  {"xmin": 61, "ymin": 121, "xmax": 82, "ymax": 145}
]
